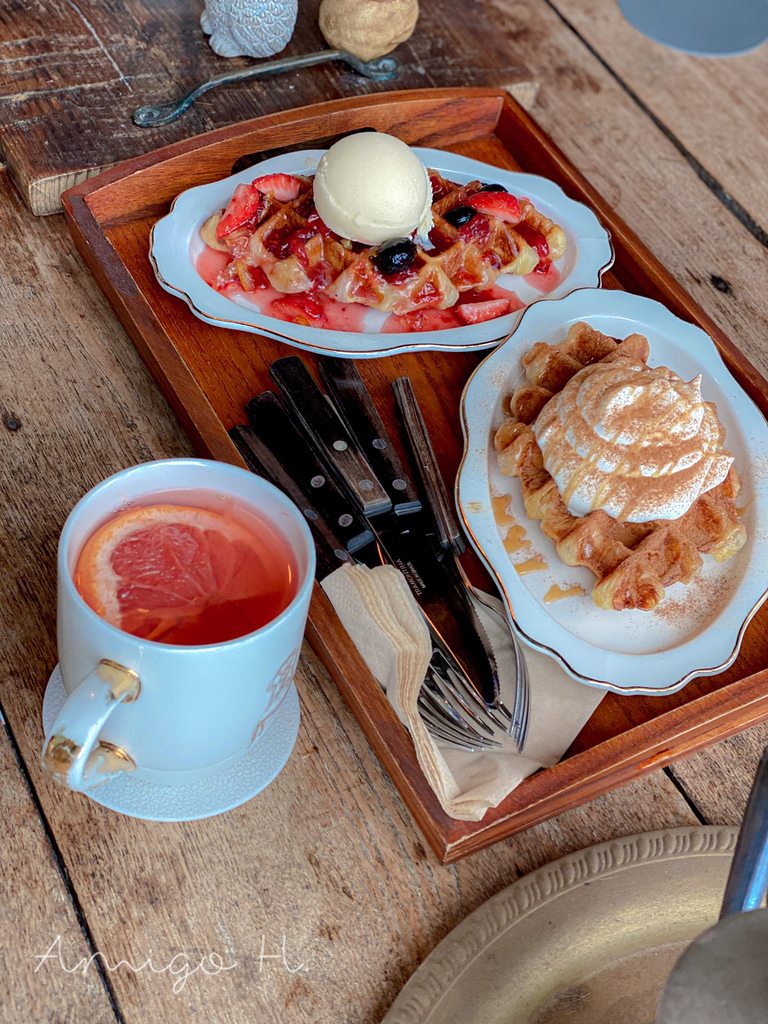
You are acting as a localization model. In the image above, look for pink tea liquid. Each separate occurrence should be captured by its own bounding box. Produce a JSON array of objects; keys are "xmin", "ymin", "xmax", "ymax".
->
[{"xmin": 74, "ymin": 488, "xmax": 299, "ymax": 646}]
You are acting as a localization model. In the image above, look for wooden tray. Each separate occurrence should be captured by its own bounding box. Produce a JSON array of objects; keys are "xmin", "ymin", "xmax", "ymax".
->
[{"xmin": 62, "ymin": 88, "xmax": 768, "ymax": 863}]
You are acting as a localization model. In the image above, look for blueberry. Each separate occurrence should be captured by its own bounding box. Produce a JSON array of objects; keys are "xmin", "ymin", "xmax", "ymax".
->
[
  {"xmin": 374, "ymin": 237, "xmax": 416, "ymax": 275},
  {"xmin": 478, "ymin": 183, "xmax": 507, "ymax": 192},
  {"xmin": 444, "ymin": 205, "xmax": 476, "ymax": 227}
]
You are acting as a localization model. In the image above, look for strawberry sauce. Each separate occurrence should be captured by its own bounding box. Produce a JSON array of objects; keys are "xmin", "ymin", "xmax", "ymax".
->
[
  {"xmin": 195, "ymin": 247, "xmax": 367, "ymax": 332},
  {"xmin": 196, "ymin": 246, "xmax": 232, "ymax": 287},
  {"xmin": 197, "ymin": 246, "xmax": 531, "ymax": 335},
  {"xmin": 381, "ymin": 284, "xmax": 523, "ymax": 333},
  {"xmin": 524, "ymin": 261, "xmax": 561, "ymax": 293}
]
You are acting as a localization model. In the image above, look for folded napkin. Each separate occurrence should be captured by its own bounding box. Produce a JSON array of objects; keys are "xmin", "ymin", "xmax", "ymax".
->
[{"xmin": 322, "ymin": 564, "xmax": 604, "ymax": 821}]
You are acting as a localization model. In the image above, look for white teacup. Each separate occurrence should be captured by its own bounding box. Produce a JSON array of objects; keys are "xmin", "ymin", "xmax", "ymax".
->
[{"xmin": 42, "ymin": 459, "xmax": 315, "ymax": 791}]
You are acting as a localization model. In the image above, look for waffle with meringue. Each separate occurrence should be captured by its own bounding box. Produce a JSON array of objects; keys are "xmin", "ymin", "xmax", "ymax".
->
[{"xmin": 494, "ymin": 322, "xmax": 746, "ymax": 611}]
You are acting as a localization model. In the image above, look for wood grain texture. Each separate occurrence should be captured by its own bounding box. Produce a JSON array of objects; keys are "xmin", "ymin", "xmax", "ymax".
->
[
  {"xmin": 0, "ymin": 0, "xmax": 534, "ymax": 214},
  {"xmin": 0, "ymin": 729, "xmax": 116, "ymax": 1024},
  {"xmin": 60, "ymin": 88, "xmax": 768, "ymax": 860},
  {"xmin": 669, "ymin": 723, "xmax": 768, "ymax": 825},
  {"xmin": 548, "ymin": 0, "xmax": 768, "ymax": 234},
  {"xmin": 0, "ymin": 163, "xmax": 699, "ymax": 1024},
  {"xmin": 482, "ymin": 0, "xmax": 768, "ymax": 384},
  {"xmin": 1, "ymin": 0, "xmax": 768, "ymax": 1017}
]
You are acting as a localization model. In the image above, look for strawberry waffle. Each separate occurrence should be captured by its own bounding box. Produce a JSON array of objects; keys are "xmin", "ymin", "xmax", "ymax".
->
[
  {"xmin": 199, "ymin": 166, "xmax": 566, "ymax": 327},
  {"xmin": 494, "ymin": 322, "xmax": 746, "ymax": 611}
]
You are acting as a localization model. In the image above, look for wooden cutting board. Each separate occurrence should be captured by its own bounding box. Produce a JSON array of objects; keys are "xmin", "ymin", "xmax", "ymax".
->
[{"xmin": 0, "ymin": 0, "xmax": 536, "ymax": 216}]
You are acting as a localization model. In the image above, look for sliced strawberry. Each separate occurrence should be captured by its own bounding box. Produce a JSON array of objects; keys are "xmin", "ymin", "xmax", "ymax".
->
[
  {"xmin": 269, "ymin": 295, "xmax": 328, "ymax": 328},
  {"xmin": 456, "ymin": 298, "xmax": 511, "ymax": 325},
  {"xmin": 458, "ymin": 214, "xmax": 491, "ymax": 245},
  {"xmin": 235, "ymin": 261, "xmax": 269, "ymax": 291},
  {"xmin": 467, "ymin": 192, "xmax": 521, "ymax": 224},
  {"xmin": 382, "ymin": 309, "xmax": 459, "ymax": 333},
  {"xmin": 515, "ymin": 221, "xmax": 550, "ymax": 258},
  {"xmin": 216, "ymin": 184, "xmax": 266, "ymax": 239},
  {"xmin": 252, "ymin": 173, "xmax": 302, "ymax": 202}
]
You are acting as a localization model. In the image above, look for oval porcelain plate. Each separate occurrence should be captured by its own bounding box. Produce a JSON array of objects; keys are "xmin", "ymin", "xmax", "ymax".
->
[
  {"xmin": 150, "ymin": 148, "xmax": 613, "ymax": 359},
  {"xmin": 457, "ymin": 289, "xmax": 768, "ymax": 694}
]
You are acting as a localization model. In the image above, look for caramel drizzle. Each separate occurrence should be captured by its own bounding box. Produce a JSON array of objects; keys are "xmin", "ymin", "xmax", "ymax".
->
[
  {"xmin": 544, "ymin": 583, "xmax": 586, "ymax": 603},
  {"xmin": 491, "ymin": 494, "xmax": 515, "ymax": 526},
  {"xmin": 515, "ymin": 557, "xmax": 548, "ymax": 575},
  {"xmin": 504, "ymin": 527, "xmax": 530, "ymax": 554},
  {"xmin": 492, "ymin": 495, "xmax": 531, "ymax": 553}
]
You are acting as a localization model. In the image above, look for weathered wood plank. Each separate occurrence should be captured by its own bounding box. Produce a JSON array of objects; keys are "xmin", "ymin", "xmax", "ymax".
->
[
  {"xmin": 484, "ymin": 0, "xmax": 768, "ymax": 383},
  {"xmin": 0, "ymin": 0, "xmax": 534, "ymax": 214},
  {"xmin": 0, "ymin": 726, "xmax": 116, "ymax": 1024},
  {"xmin": 547, "ymin": 0, "xmax": 768, "ymax": 235},
  {"xmin": 669, "ymin": 723, "xmax": 768, "ymax": 825}
]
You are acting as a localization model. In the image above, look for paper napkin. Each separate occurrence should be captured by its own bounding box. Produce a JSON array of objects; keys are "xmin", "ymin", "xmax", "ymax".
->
[{"xmin": 322, "ymin": 564, "xmax": 604, "ymax": 822}]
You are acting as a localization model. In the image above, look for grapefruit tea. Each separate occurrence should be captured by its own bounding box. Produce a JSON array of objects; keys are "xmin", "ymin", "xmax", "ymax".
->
[{"xmin": 73, "ymin": 487, "xmax": 299, "ymax": 646}]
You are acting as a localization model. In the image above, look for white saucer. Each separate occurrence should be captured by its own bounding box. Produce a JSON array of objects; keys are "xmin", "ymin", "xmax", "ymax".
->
[{"xmin": 42, "ymin": 665, "xmax": 300, "ymax": 821}]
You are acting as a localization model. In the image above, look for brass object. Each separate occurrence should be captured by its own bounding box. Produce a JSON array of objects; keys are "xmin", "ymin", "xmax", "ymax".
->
[
  {"xmin": 382, "ymin": 827, "xmax": 738, "ymax": 1024},
  {"xmin": 42, "ymin": 735, "xmax": 82, "ymax": 782},
  {"xmin": 41, "ymin": 660, "xmax": 140, "ymax": 787},
  {"xmin": 319, "ymin": 0, "xmax": 419, "ymax": 62},
  {"xmin": 132, "ymin": 50, "xmax": 398, "ymax": 128},
  {"xmin": 97, "ymin": 659, "xmax": 141, "ymax": 703},
  {"xmin": 87, "ymin": 741, "xmax": 137, "ymax": 776}
]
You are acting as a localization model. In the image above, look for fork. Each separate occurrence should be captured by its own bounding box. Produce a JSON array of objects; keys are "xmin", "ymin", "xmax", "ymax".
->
[{"xmin": 392, "ymin": 376, "xmax": 532, "ymax": 754}]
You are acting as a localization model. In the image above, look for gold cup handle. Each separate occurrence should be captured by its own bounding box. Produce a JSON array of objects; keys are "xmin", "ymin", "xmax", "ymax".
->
[{"xmin": 42, "ymin": 660, "xmax": 141, "ymax": 791}]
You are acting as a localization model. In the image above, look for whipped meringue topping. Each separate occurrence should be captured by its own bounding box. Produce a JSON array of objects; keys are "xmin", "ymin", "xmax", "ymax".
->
[{"xmin": 533, "ymin": 358, "xmax": 734, "ymax": 522}]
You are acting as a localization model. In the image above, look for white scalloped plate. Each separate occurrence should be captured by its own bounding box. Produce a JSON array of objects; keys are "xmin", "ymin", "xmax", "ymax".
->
[
  {"xmin": 150, "ymin": 148, "xmax": 613, "ymax": 359},
  {"xmin": 457, "ymin": 289, "xmax": 768, "ymax": 694}
]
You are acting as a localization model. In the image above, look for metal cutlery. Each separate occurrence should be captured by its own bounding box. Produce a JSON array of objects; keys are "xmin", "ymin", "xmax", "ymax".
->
[
  {"xmin": 132, "ymin": 49, "xmax": 399, "ymax": 128},
  {"xmin": 315, "ymin": 355, "xmax": 528, "ymax": 752},
  {"xmin": 232, "ymin": 404, "xmax": 494, "ymax": 751},
  {"xmin": 391, "ymin": 375, "xmax": 531, "ymax": 752},
  {"xmin": 268, "ymin": 355, "xmax": 501, "ymax": 713},
  {"xmin": 236, "ymin": 359, "xmax": 513, "ymax": 751}
]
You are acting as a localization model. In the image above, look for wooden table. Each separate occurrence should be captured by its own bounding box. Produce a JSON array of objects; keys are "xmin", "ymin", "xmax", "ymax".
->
[{"xmin": 2, "ymin": 1, "xmax": 768, "ymax": 1021}]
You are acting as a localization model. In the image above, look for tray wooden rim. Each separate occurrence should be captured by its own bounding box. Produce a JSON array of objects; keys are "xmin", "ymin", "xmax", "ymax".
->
[{"xmin": 61, "ymin": 87, "xmax": 768, "ymax": 863}]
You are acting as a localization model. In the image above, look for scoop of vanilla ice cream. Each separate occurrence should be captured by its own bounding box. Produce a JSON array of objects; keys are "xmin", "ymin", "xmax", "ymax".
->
[{"xmin": 313, "ymin": 133, "xmax": 433, "ymax": 245}]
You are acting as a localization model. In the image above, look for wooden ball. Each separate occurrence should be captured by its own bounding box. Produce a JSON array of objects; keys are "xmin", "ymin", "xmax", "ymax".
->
[{"xmin": 319, "ymin": 0, "xmax": 419, "ymax": 62}]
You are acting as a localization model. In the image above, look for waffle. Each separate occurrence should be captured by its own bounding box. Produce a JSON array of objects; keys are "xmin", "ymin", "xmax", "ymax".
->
[
  {"xmin": 494, "ymin": 323, "xmax": 746, "ymax": 611},
  {"xmin": 201, "ymin": 169, "xmax": 566, "ymax": 317}
]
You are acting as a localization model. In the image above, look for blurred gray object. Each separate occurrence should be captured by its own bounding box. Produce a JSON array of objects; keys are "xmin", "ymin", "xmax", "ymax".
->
[
  {"xmin": 656, "ymin": 744, "xmax": 768, "ymax": 1022},
  {"xmin": 619, "ymin": 0, "xmax": 768, "ymax": 56}
]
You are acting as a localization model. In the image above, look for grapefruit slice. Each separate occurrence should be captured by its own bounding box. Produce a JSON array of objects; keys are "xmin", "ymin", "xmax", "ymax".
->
[{"xmin": 74, "ymin": 504, "xmax": 295, "ymax": 645}]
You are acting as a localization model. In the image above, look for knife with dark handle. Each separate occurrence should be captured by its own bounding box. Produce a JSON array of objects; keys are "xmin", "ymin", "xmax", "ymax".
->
[
  {"xmin": 245, "ymin": 391, "xmax": 375, "ymax": 556},
  {"xmin": 269, "ymin": 356, "xmax": 392, "ymax": 518},
  {"xmin": 392, "ymin": 376, "xmax": 465, "ymax": 556},
  {"xmin": 275, "ymin": 357, "xmax": 499, "ymax": 706},
  {"xmin": 229, "ymin": 424, "xmax": 352, "ymax": 581},
  {"xmin": 318, "ymin": 357, "xmax": 421, "ymax": 514}
]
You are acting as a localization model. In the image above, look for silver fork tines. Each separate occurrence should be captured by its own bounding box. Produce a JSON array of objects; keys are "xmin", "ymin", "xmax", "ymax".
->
[{"xmin": 418, "ymin": 640, "xmax": 526, "ymax": 754}]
